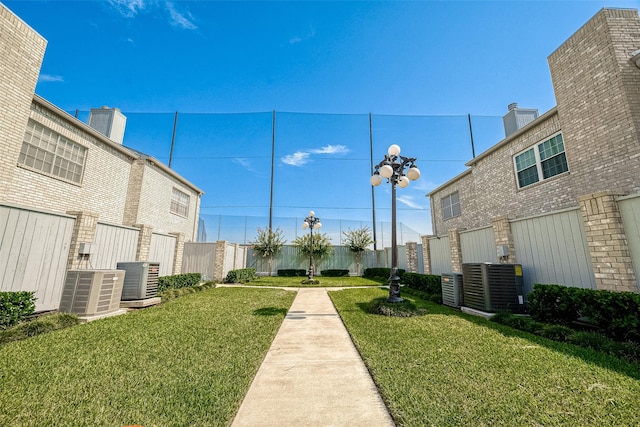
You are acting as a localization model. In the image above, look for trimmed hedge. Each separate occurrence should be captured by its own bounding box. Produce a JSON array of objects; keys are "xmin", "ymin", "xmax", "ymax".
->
[
  {"xmin": 158, "ymin": 273, "xmax": 202, "ymax": 292},
  {"xmin": 402, "ymin": 272, "xmax": 442, "ymax": 294},
  {"xmin": 491, "ymin": 311, "xmax": 640, "ymax": 364},
  {"xmin": 528, "ymin": 284, "xmax": 640, "ymax": 344},
  {"xmin": 320, "ymin": 269, "xmax": 349, "ymax": 277},
  {"xmin": 224, "ymin": 268, "xmax": 257, "ymax": 283},
  {"xmin": 0, "ymin": 313, "xmax": 80, "ymax": 345},
  {"xmin": 1, "ymin": 291, "xmax": 36, "ymax": 329},
  {"xmin": 277, "ymin": 269, "xmax": 307, "ymax": 277},
  {"xmin": 362, "ymin": 268, "xmax": 406, "ymax": 280}
]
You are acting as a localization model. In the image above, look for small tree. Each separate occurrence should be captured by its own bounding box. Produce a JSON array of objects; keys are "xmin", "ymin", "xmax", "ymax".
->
[
  {"xmin": 292, "ymin": 232, "xmax": 334, "ymax": 274},
  {"xmin": 250, "ymin": 227, "xmax": 286, "ymax": 276},
  {"xmin": 342, "ymin": 227, "xmax": 374, "ymax": 276}
]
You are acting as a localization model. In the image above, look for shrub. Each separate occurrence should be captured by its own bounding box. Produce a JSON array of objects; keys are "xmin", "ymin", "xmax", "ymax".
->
[
  {"xmin": 158, "ymin": 273, "xmax": 202, "ymax": 292},
  {"xmin": 320, "ymin": 269, "xmax": 349, "ymax": 277},
  {"xmin": 402, "ymin": 272, "xmax": 442, "ymax": 294},
  {"xmin": 277, "ymin": 269, "xmax": 306, "ymax": 277},
  {"xmin": 538, "ymin": 324, "xmax": 575, "ymax": 341},
  {"xmin": 528, "ymin": 284, "xmax": 640, "ymax": 344},
  {"xmin": 0, "ymin": 312, "xmax": 80, "ymax": 345},
  {"xmin": 0, "ymin": 291, "xmax": 36, "ymax": 329},
  {"xmin": 224, "ymin": 268, "xmax": 256, "ymax": 283},
  {"xmin": 367, "ymin": 297, "xmax": 426, "ymax": 317},
  {"xmin": 362, "ymin": 268, "xmax": 406, "ymax": 280}
]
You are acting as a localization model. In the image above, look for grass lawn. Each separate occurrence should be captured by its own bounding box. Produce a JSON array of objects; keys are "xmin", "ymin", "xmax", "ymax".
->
[
  {"xmin": 243, "ymin": 275, "xmax": 386, "ymax": 287},
  {"xmin": 0, "ymin": 287, "xmax": 295, "ymax": 427},
  {"xmin": 330, "ymin": 287, "xmax": 640, "ymax": 427}
]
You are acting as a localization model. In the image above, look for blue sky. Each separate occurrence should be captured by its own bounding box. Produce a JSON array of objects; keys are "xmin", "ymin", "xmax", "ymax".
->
[{"xmin": 5, "ymin": 0, "xmax": 640, "ymax": 244}]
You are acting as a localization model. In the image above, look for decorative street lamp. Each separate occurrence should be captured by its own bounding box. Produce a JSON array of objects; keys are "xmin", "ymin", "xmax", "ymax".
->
[
  {"xmin": 302, "ymin": 211, "xmax": 322, "ymax": 282},
  {"xmin": 370, "ymin": 144, "xmax": 421, "ymax": 302}
]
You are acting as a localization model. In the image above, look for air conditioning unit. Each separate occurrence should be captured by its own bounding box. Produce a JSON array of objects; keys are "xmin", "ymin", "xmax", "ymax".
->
[
  {"xmin": 441, "ymin": 273, "xmax": 464, "ymax": 308},
  {"xmin": 60, "ymin": 270, "xmax": 125, "ymax": 316},
  {"xmin": 116, "ymin": 261, "xmax": 160, "ymax": 300},
  {"xmin": 461, "ymin": 263, "xmax": 525, "ymax": 313}
]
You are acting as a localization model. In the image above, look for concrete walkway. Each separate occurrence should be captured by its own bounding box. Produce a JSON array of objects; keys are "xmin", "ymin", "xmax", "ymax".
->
[{"xmin": 231, "ymin": 288, "xmax": 395, "ymax": 427}]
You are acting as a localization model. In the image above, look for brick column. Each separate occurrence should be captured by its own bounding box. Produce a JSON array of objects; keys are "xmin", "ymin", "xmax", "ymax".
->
[
  {"xmin": 421, "ymin": 235, "xmax": 432, "ymax": 274},
  {"xmin": 214, "ymin": 240, "xmax": 228, "ymax": 282},
  {"xmin": 133, "ymin": 224, "xmax": 153, "ymax": 262},
  {"xmin": 448, "ymin": 228, "xmax": 463, "ymax": 273},
  {"xmin": 169, "ymin": 232, "xmax": 185, "ymax": 275},
  {"xmin": 405, "ymin": 242, "xmax": 418, "ymax": 273},
  {"xmin": 66, "ymin": 211, "xmax": 99, "ymax": 269},
  {"xmin": 578, "ymin": 192, "xmax": 638, "ymax": 292},
  {"xmin": 492, "ymin": 216, "xmax": 516, "ymax": 264}
]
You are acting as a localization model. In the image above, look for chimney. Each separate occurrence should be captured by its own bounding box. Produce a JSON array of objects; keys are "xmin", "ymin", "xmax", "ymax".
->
[
  {"xmin": 502, "ymin": 103, "xmax": 538, "ymax": 138},
  {"xmin": 88, "ymin": 106, "xmax": 127, "ymax": 144}
]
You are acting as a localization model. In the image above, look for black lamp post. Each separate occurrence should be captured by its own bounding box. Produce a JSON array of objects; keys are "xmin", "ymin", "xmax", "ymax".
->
[
  {"xmin": 370, "ymin": 144, "xmax": 421, "ymax": 302},
  {"xmin": 302, "ymin": 211, "xmax": 322, "ymax": 282}
]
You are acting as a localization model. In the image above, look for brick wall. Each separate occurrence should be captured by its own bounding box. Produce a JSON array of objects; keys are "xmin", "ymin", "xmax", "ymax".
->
[
  {"xmin": 0, "ymin": 5, "xmax": 46, "ymax": 202},
  {"xmin": 549, "ymin": 8, "xmax": 640, "ymax": 197}
]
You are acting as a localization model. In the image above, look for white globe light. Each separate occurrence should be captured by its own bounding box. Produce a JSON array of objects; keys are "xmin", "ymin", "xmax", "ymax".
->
[
  {"xmin": 309, "ymin": 210, "xmax": 315, "ymax": 217},
  {"xmin": 302, "ymin": 221, "xmax": 309, "ymax": 230},
  {"xmin": 398, "ymin": 176, "xmax": 410, "ymax": 188},
  {"xmin": 407, "ymin": 166, "xmax": 421, "ymax": 180},
  {"xmin": 388, "ymin": 144, "xmax": 401, "ymax": 156},
  {"xmin": 315, "ymin": 222, "xmax": 322, "ymax": 229},
  {"xmin": 370, "ymin": 174, "xmax": 382, "ymax": 186},
  {"xmin": 379, "ymin": 164, "xmax": 394, "ymax": 178}
]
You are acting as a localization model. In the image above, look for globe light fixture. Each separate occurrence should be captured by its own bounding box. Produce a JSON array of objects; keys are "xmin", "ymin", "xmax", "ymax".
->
[
  {"xmin": 302, "ymin": 211, "xmax": 322, "ymax": 282},
  {"xmin": 370, "ymin": 144, "xmax": 421, "ymax": 302}
]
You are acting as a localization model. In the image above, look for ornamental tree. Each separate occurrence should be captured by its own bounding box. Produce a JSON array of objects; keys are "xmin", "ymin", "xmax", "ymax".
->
[
  {"xmin": 250, "ymin": 227, "xmax": 286, "ymax": 276},
  {"xmin": 292, "ymin": 232, "xmax": 334, "ymax": 271},
  {"xmin": 342, "ymin": 226, "xmax": 375, "ymax": 276}
]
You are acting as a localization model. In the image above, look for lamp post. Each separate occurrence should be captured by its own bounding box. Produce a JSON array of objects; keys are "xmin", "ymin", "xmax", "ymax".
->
[
  {"xmin": 302, "ymin": 211, "xmax": 322, "ymax": 282},
  {"xmin": 370, "ymin": 144, "xmax": 421, "ymax": 302}
]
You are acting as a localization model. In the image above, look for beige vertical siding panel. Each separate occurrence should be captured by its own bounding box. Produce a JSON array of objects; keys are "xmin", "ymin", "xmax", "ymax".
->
[
  {"xmin": 619, "ymin": 195, "xmax": 640, "ymax": 287},
  {"xmin": 428, "ymin": 236, "xmax": 452, "ymax": 274},
  {"xmin": 149, "ymin": 233, "xmax": 176, "ymax": 276},
  {"xmin": 460, "ymin": 227, "xmax": 495, "ymax": 263},
  {"xmin": 93, "ymin": 223, "xmax": 138, "ymax": 269}
]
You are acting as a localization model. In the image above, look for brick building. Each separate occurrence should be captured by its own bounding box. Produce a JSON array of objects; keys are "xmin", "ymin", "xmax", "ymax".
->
[
  {"xmin": 426, "ymin": 8, "xmax": 640, "ymax": 293},
  {"xmin": 0, "ymin": 4, "xmax": 203, "ymax": 310}
]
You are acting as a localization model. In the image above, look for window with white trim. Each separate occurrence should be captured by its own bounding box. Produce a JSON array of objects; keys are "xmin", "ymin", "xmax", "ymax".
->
[
  {"xmin": 171, "ymin": 188, "xmax": 190, "ymax": 217},
  {"xmin": 18, "ymin": 120, "xmax": 87, "ymax": 184},
  {"xmin": 442, "ymin": 191, "xmax": 461, "ymax": 220},
  {"xmin": 514, "ymin": 133, "xmax": 568, "ymax": 189}
]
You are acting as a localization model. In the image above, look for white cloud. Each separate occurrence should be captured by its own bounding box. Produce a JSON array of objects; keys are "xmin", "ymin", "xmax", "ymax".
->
[
  {"xmin": 289, "ymin": 26, "xmax": 316, "ymax": 45},
  {"xmin": 108, "ymin": 0, "xmax": 147, "ymax": 18},
  {"xmin": 310, "ymin": 144, "xmax": 349, "ymax": 155},
  {"xmin": 233, "ymin": 158, "xmax": 255, "ymax": 172},
  {"xmin": 281, "ymin": 151, "xmax": 311, "ymax": 167},
  {"xmin": 166, "ymin": 2, "xmax": 197, "ymax": 30},
  {"xmin": 38, "ymin": 74, "xmax": 64, "ymax": 83},
  {"xmin": 397, "ymin": 195, "xmax": 423, "ymax": 209}
]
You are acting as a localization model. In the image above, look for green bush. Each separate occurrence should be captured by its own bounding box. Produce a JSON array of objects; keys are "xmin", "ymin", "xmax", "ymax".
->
[
  {"xmin": 320, "ymin": 269, "xmax": 349, "ymax": 277},
  {"xmin": 0, "ymin": 291, "xmax": 36, "ymax": 329},
  {"xmin": 0, "ymin": 312, "xmax": 80, "ymax": 344},
  {"xmin": 528, "ymin": 284, "xmax": 640, "ymax": 344},
  {"xmin": 224, "ymin": 268, "xmax": 256, "ymax": 283},
  {"xmin": 158, "ymin": 273, "xmax": 202, "ymax": 292},
  {"xmin": 362, "ymin": 268, "xmax": 406, "ymax": 280},
  {"xmin": 402, "ymin": 272, "xmax": 442, "ymax": 294},
  {"xmin": 158, "ymin": 282, "xmax": 217, "ymax": 303},
  {"xmin": 277, "ymin": 269, "xmax": 306, "ymax": 277}
]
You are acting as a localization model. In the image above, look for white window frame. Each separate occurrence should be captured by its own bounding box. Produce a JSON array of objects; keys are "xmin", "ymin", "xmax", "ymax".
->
[
  {"xmin": 18, "ymin": 120, "xmax": 87, "ymax": 184},
  {"xmin": 441, "ymin": 191, "xmax": 461, "ymax": 220},
  {"xmin": 513, "ymin": 132, "xmax": 568, "ymax": 189},
  {"xmin": 170, "ymin": 188, "xmax": 190, "ymax": 217}
]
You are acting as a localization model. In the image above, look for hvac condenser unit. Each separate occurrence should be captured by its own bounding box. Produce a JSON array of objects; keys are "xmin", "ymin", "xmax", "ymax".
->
[
  {"xmin": 461, "ymin": 263, "xmax": 525, "ymax": 313},
  {"xmin": 441, "ymin": 273, "xmax": 464, "ymax": 308},
  {"xmin": 60, "ymin": 270, "xmax": 125, "ymax": 316},
  {"xmin": 116, "ymin": 261, "xmax": 160, "ymax": 300}
]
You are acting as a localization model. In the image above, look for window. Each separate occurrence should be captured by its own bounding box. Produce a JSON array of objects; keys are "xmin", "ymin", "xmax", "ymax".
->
[
  {"xmin": 18, "ymin": 120, "xmax": 87, "ymax": 184},
  {"xmin": 442, "ymin": 191, "xmax": 461, "ymax": 220},
  {"xmin": 171, "ymin": 188, "xmax": 190, "ymax": 217},
  {"xmin": 514, "ymin": 133, "xmax": 568, "ymax": 188}
]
